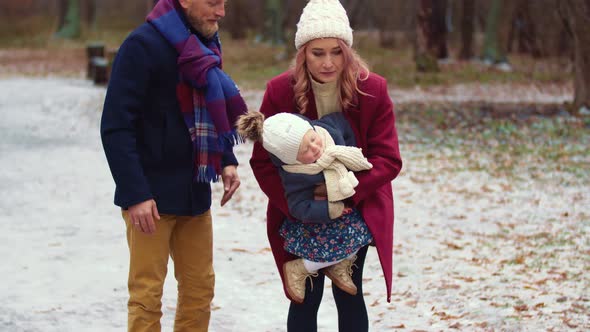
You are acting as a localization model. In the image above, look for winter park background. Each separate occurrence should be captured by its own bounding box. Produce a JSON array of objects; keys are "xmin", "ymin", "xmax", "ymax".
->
[
  {"xmin": 1, "ymin": 0, "xmax": 590, "ymax": 331},
  {"xmin": 1, "ymin": 77, "xmax": 588, "ymax": 331}
]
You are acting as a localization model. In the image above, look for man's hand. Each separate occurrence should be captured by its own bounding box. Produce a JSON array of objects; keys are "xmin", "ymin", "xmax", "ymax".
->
[
  {"xmin": 220, "ymin": 165, "xmax": 240, "ymax": 206},
  {"xmin": 128, "ymin": 199, "xmax": 160, "ymax": 234}
]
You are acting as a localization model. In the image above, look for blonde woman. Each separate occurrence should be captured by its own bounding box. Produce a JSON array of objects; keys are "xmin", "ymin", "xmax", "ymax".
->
[{"xmin": 249, "ymin": 0, "xmax": 403, "ymax": 331}]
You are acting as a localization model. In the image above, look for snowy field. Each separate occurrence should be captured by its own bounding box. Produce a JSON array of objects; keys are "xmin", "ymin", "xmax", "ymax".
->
[{"xmin": 0, "ymin": 78, "xmax": 588, "ymax": 331}]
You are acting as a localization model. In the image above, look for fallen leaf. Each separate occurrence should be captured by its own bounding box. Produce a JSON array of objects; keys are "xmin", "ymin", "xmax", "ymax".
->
[
  {"xmin": 443, "ymin": 241, "xmax": 463, "ymax": 250},
  {"xmin": 449, "ymin": 322, "xmax": 461, "ymax": 329},
  {"xmin": 439, "ymin": 281, "xmax": 461, "ymax": 290},
  {"xmin": 454, "ymin": 276, "xmax": 475, "ymax": 282},
  {"xmin": 474, "ymin": 322, "xmax": 488, "ymax": 328},
  {"xmin": 562, "ymin": 318, "xmax": 578, "ymax": 328}
]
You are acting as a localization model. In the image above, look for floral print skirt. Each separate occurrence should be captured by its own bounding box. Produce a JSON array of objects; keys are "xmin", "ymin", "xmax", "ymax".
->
[{"xmin": 279, "ymin": 208, "xmax": 373, "ymax": 262}]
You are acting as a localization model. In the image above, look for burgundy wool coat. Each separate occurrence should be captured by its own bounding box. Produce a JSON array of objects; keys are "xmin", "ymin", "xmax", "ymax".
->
[{"xmin": 250, "ymin": 71, "xmax": 402, "ymax": 302}]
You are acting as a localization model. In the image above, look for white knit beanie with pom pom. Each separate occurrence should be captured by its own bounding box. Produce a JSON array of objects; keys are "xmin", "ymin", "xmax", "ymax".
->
[
  {"xmin": 294, "ymin": 0, "xmax": 353, "ymax": 50},
  {"xmin": 262, "ymin": 113, "xmax": 314, "ymax": 165}
]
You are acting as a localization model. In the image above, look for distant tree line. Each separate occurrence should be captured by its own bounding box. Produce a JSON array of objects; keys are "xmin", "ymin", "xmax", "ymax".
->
[
  {"xmin": 0, "ymin": 0, "xmax": 588, "ymax": 110},
  {"xmin": 0, "ymin": 0, "xmax": 573, "ymax": 57}
]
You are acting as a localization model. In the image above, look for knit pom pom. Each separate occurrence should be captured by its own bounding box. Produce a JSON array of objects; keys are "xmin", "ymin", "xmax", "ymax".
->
[{"xmin": 236, "ymin": 111, "xmax": 265, "ymax": 142}]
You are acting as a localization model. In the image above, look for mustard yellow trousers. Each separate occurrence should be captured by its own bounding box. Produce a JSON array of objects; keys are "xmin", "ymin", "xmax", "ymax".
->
[{"xmin": 122, "ymin": 210, "xmax": 214, "ymax": 332}]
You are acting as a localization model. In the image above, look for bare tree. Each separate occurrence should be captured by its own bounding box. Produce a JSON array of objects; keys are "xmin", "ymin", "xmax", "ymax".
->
[
  {"xmin": 415, "ymin": 0, "xmax": 448, "ymax": 71},
  {"xmin": 341, "ymin": 0, "xmax": 367, "ymax": 28},
  {"xmin": 225, "ymin": 0, "xmax": 251, "ymax": 40},
  {"xmin": 56, "ymin": 0, "xmax": 69, "ymax": 31},
  {"xmin": 559, "ymin": 0, "xmax": 590, "ymax": 112},
  {"xmin": 528, "ymin": 0, "xmax": 572, "ymax": 57},
  {"xmin": 263, "ymin": 0, "xmax": 285, "ymax": 45},
  {"xmin": 371, "ymin": 0, "xmax": 396, "ymax": 48},
  {"xmin": 55, "ymin": 0, "xmax": 80, "ymax": 38},
  {"xmin": 80, "ymin": 0, "xmax": 97, "ymax": 31},
  {"xmin": 459, "ymin": 0, "xmax": 475, "ymax": 59}
]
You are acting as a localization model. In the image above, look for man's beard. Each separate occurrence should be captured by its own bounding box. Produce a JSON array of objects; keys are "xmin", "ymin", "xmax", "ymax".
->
[{"xmin": 190, "ymin": 17, "xmax": 218, "ymax": 39}]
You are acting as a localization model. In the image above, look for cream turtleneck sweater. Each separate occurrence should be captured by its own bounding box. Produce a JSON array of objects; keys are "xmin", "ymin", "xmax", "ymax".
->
[{"xmin": 310, "ymin": 77, "xmax": 341, "ymax": 118}]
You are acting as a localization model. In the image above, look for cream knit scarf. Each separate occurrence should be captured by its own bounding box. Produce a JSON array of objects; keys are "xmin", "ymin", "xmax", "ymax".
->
[{"xmin": 282, "ymin": 126, "xmax": 372, "ymax": 218}]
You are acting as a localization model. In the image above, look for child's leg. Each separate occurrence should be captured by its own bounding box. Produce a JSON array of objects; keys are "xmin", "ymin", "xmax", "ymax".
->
[
  {"xmin": 303, "ymin": 259, "xmax": 342, "ymax": 273},
  {"xmin": 322, "ymin": 252, "xmax": 359, "ymax": 296},
  {"xmin": 303, "ymin": 251, "xmax": 357, "ymax": 272},
  {"xmin": 283, "ymin": 258, "xmax": 319, "ymax": 304}
]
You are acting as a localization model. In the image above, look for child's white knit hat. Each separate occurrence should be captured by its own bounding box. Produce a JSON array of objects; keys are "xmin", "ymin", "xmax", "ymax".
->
[
  {"xmin": 262, "ymin": 113, "xmax": 314, "ymax": 165},
  {"xmin": 294, "ymin": 0, "xmax": 353, "ymax": 50}
]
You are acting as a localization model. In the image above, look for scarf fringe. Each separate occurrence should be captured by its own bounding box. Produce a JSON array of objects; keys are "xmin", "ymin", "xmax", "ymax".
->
[
  {"xmin": 193, "ymin": 129, "xmax": 244, "ymax": 183},
  {"xmin": 195, "ymin": 165, "xmax": 220, "ymax": 183},
  {"xmin": 218, "ymin": 129, "xmax": 245, "ymax": 147}
]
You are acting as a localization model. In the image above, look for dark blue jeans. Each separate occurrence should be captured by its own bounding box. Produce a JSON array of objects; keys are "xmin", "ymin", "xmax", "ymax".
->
[{"xmin": 287, "ymin": 245, "xmax": 370, "ymax": 332}]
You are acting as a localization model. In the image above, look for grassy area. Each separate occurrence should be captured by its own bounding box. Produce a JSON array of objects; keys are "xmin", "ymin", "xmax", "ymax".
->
[
  {"xmin": 0, "ymin": 21, "xmax": 573, "ymax": 90},
  {"xmin": 398, "ymin": 108, "xmax": 589, "ymax": 184}
]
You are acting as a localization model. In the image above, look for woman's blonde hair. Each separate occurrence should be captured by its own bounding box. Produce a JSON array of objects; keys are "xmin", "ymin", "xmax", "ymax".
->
[{"xmin": 291, "ymin": 39, "xmax": 370, "ymax": 114}]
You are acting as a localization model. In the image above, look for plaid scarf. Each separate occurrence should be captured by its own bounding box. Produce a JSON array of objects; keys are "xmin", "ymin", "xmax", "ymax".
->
[{"xmin": 147, "ymin": 0, "xmax": 247, "ymax": 182}]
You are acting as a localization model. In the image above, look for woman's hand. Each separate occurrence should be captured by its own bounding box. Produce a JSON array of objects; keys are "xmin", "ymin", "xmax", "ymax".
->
[
  {"xmin": 313, "ymin": 183, "xmax": 327, "ymax": 200},
  {"xmin": 341, "ymin": 207, "xmax": 353, "ymax": 216}
]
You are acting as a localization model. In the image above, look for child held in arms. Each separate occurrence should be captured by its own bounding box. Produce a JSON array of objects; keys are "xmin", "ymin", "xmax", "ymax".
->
[{"xmin": 237, "ymin": 111, "xmax": 374, "ymax": 303}]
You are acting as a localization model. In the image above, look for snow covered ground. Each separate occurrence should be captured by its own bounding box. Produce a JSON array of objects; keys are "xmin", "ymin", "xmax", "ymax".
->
[{"xmin": 0, "ymin": 78, "xmax": 588, "ymax": 331}]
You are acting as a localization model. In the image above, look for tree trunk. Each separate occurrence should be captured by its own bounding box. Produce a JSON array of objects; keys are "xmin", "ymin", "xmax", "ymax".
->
[
  {"xmin": 372, "ymin": 0, "xmax": 396, "ymax": 48},
  {"xmin": 431, "ymin": 0, "xmax": 448, "ymax": 59},
  {"xmin": 80, "ymin": 0, "xmax": 96, "ymax": 31},
  {"xmin": 342, "ymin": 0, "xmax": 365, "ymax": 28},
  {"xmin": 225, "ymin": 0, "xmax": 250, "ymax": 40},
  {"xmin": 415, "ymin": 0, "xmax": 447, "ymax": 71},
  {"xmin": 55, "ymin": 0, "xmax": 80, "ymax": 39},
  {"xmin": 482, "ymin": 0, "xmax": 503, "ymax": 62},
  {"xmin": 459, "ymin": 0, "xmax": 475, "ymax": 60},
  {"xmin": 56, "ymin": 0, "xmax": 69, "ymax": 31},
  {"xmin": 516, "ymin": 2, "xmax": 536, "ymax": 55},
  {"xmin": 527, "ymin": 0, "xmax": 572, "ymax": 57},
  {"xmin": 263, "ymin": 0, "xmax": 285, "ymax": 45},
  {"xmin": 561, "ymin": 0, "xmax": 590, "ymax": 110}
]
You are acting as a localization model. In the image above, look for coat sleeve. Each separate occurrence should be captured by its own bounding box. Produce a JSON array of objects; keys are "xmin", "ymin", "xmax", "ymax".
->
[
  {"xmin": 221, "ymin": 146, "xmax": 238, "ymax": 167},
  {"xmin": 316, "ymin": 113, "xmax": 352, "ymax": 146},
  {"xmin": 278, "ymin": 168, "xmax": 333, "ymax": 223},
  {"xmin": 100, "ymin": 34, "xmax": 153, "ymax": 208},
  {"xmin": 250, "ymin": 83, "xmax": 291, "ymax": 217},
  {"xmin": 350, "ymin": 78, "xmax": 402, "ymax": 206}
]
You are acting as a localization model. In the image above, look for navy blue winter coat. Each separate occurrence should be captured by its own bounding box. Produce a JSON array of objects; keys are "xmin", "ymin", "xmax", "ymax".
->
[{"xmin": 100, "ymin": 22, "xmax": 237, "ymax": 216}]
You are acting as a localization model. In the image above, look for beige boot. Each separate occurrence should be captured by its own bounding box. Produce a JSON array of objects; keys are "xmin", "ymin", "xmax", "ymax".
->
[
  {"xmin": 283, "ymin": 259, "xmax": 318, "ymax": 304},
  {"xmin": 323, "ymin": 255, "xmax": 358, "ymax": 296}
]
